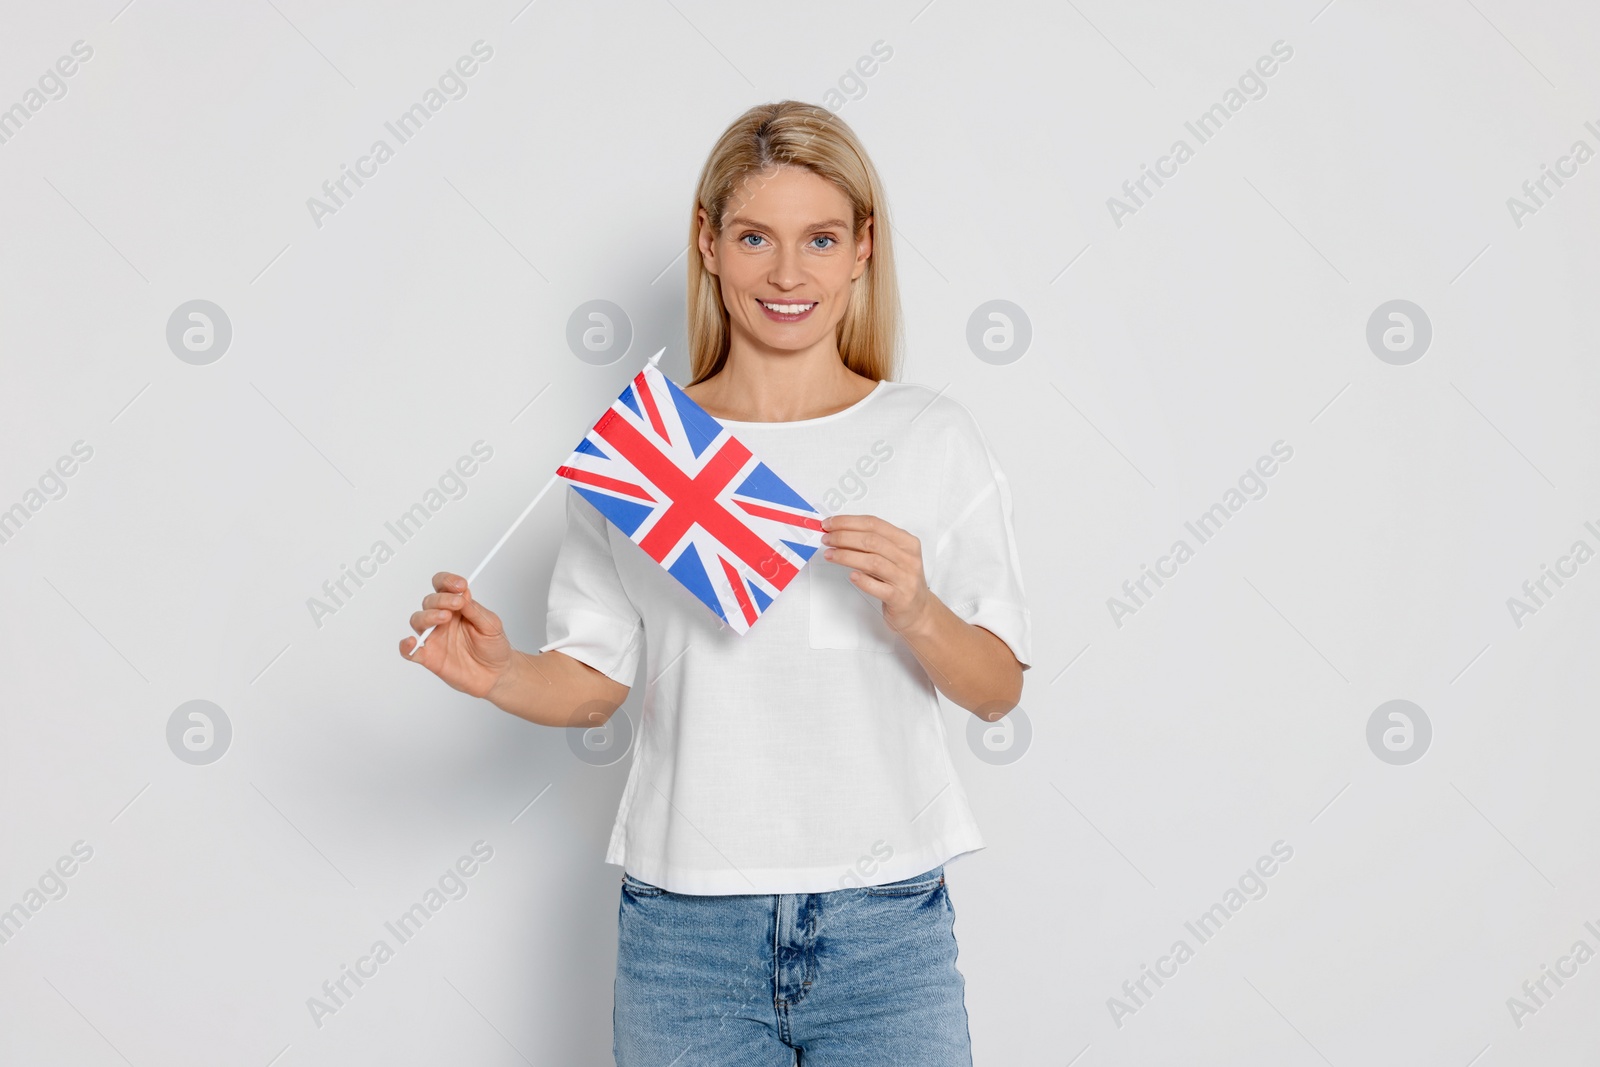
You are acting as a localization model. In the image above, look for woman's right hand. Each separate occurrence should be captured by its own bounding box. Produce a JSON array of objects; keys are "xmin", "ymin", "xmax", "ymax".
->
[{"xmin": 399, "ymin": 572, "xmax": 512, "ymax": 698}]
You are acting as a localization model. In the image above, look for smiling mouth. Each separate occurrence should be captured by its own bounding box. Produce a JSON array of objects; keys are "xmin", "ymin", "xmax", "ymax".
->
[{"xmin": 757, "ymin": 298, "xmax": 818, "ymax": 322}]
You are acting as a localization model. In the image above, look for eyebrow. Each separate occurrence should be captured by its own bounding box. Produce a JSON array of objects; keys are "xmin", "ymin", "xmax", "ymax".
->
[{"xmin": 725, "ymin": 216, "xmax": 852, "ymax": 232}]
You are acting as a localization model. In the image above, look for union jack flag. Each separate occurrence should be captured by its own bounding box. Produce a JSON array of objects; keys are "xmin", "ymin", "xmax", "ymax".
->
[{"xmin": 555, "ymin": 363, "xmax": 824, "ymax": 633}]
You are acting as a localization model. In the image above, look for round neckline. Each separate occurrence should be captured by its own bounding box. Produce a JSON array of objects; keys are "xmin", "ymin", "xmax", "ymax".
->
[{"xmin": 710, "ymin": 379, "xmax": 889, "ymax": 428}]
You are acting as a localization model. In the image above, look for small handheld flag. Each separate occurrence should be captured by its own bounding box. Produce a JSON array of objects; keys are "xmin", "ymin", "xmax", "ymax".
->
[
  {"xmin": 555, "ymin": 361, "xmax": 824, "ymax": 633},
  {"xmin": 408, "ymin": 349, "xmax": 662, "ymax": 657},
  {"xmin": 407, "ymin": 348, "xmax": 823, "ymax": 656}
]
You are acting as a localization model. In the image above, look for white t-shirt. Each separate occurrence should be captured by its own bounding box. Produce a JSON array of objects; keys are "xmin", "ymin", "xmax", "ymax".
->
[{"xmin": 538, "ymin": 378, "xmax": 1032, "ymax": 895}]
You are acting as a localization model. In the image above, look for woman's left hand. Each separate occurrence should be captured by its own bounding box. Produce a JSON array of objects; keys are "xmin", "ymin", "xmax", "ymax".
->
[
  {"xmin": 819, "ymin": 514, "xmax": 934, "ymax": 635},
  {"xmin": 820, "ymin": 513, "xmax": 1023, "ymax": 718}
]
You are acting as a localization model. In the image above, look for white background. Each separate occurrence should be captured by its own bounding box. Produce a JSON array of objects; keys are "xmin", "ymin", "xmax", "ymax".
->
[{"xmin": 2, "ymin": 1, "xmax": 1598, "ymax": 1064}]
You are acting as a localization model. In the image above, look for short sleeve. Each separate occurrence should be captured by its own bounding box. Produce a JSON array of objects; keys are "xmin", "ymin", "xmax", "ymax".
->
[
  {"xmin": 538, "ymin": 487, "xmax": 645, "ymax": 686},
  {"xmin": 925, "ymin": 408, "xmax": 1033, "ymax": 671}
]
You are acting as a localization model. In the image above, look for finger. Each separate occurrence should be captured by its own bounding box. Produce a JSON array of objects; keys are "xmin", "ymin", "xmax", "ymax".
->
[
  {"xmin": 410, "ymin": 608, "xmax": 456, "ymax": 634},
  {"xmin": 456, "ymin": 594, "xmax": 502, "ymax": 634},
  {"xmin": 432, "ymin": 572, "xmax": 467, "ymax": 593},
  {"xmin": 399, "ymin": 634, "xmax": 437, "ymax": 662},
  {"xmin": 823, "ymin": 513, "xmax": 897, "ymax": 534},
  {"xmin": 824, "ymin": 514, "xmax": 917, "ymax": 552},
  {"xmin": 847, "ymin": 569, "xmax": 895, "ymax": 603},
  {"xmin": 823, "ymin": 528, "xmax": 899, "ymax": 557},
  {"xmin": 422, "ymin": 591, "xmax": 465, "ymax": 612},
  {"xmin": 401, "ymin": 632, "xmax": 449, "ymax": 670},
  {"xmin": 824, "ymin": 531, "xmax": 920, "ymax": 579},
  {"xmin": 823, "ymin": 546, "xmax": 898, "ymax": 582}
]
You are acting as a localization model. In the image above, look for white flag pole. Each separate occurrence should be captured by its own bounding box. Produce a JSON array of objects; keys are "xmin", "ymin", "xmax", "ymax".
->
[{"xmin": 407, "ymin": 347, "xmax": 666, "ymax": 658}]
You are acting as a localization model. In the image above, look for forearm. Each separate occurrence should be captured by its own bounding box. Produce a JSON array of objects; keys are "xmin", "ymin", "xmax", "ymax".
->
[
  {"xmin": 896, "ymin": 597, "xmax": 1023, "ymax": 719},
  {"xmin": 484, "ymin": 648, "xmax": 629, "ymax": 728}
]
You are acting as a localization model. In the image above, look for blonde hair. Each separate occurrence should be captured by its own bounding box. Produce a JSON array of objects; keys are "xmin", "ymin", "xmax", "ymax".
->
[{"xmin": 686, "ymin": 101, "xmax": 901, "ymax": 386}]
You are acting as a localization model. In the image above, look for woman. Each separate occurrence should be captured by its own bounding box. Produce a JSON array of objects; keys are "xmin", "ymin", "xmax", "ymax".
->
[{"xmin": 401, "ymin": 100, "xmax": 1031, "ymax": 1065}]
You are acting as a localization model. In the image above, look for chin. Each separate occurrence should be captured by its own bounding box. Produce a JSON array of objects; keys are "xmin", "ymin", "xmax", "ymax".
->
[
  {"xmin": 760, "ymin": 331, "xmax": 827, "ymax": 354},
  {"xmin": 734, "ymin": 316, "xmax": 813, "ymax": 350}
]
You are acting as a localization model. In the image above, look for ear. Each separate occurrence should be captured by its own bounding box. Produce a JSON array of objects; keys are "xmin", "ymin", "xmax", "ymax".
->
[
  {"xmin": 851, "ymin": 214, "xmax": 873, "ymax": 282},
  {"xmin": 696, "ymin": 206, "xmax": 720, "ymax": 277}
]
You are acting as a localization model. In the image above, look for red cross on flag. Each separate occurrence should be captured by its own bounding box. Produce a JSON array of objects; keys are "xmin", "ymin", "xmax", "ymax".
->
[{"xmin": 555, "ymin": 362, "xmax": 825, "ymax": 633}]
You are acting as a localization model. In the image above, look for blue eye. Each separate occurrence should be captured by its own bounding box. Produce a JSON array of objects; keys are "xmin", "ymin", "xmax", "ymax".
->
[
  {"xmin": 812, "ymin": 236, "xmax": 836, "ymax": 249},
  {"xmin": 741, "ymin": 233, "xmax": 765, "ymax": 247}
]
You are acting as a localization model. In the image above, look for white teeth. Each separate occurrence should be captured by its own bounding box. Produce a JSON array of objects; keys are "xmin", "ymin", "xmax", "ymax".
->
[{"xmin": 761, "ymin": 301, "xmax": 814, "ymax": 315}]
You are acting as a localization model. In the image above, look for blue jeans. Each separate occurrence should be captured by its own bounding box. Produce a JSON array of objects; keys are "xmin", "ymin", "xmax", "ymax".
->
[{"xmin": 613, "ymin": 864, "xmax": 973, "ymax": 1066}]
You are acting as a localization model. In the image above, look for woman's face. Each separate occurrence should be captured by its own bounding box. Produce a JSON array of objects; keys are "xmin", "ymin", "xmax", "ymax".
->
[{"xmin": 697, "ymin": 164, "xmax": 871, "ymax": 359}]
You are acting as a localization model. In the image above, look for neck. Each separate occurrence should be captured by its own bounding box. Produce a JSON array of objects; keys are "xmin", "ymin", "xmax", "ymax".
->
[{"xmin": 696, "ymin": 333, "xmax": 872, "ymax": 422}]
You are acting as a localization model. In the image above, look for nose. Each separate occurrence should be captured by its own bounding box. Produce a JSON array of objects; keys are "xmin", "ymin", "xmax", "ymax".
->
[{"xmin": 767, "ymin": 242, "xmax": 806, "ymax": 291}]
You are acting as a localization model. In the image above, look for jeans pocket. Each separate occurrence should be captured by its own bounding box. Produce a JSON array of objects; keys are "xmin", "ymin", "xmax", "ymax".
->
[
  {"xmin": 621, "ymin": 871, "xmax": 667, "ymax": 897},
  {"xmin": 862, "ymin": 865, "xmax": 945, "ymax": 897}
]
